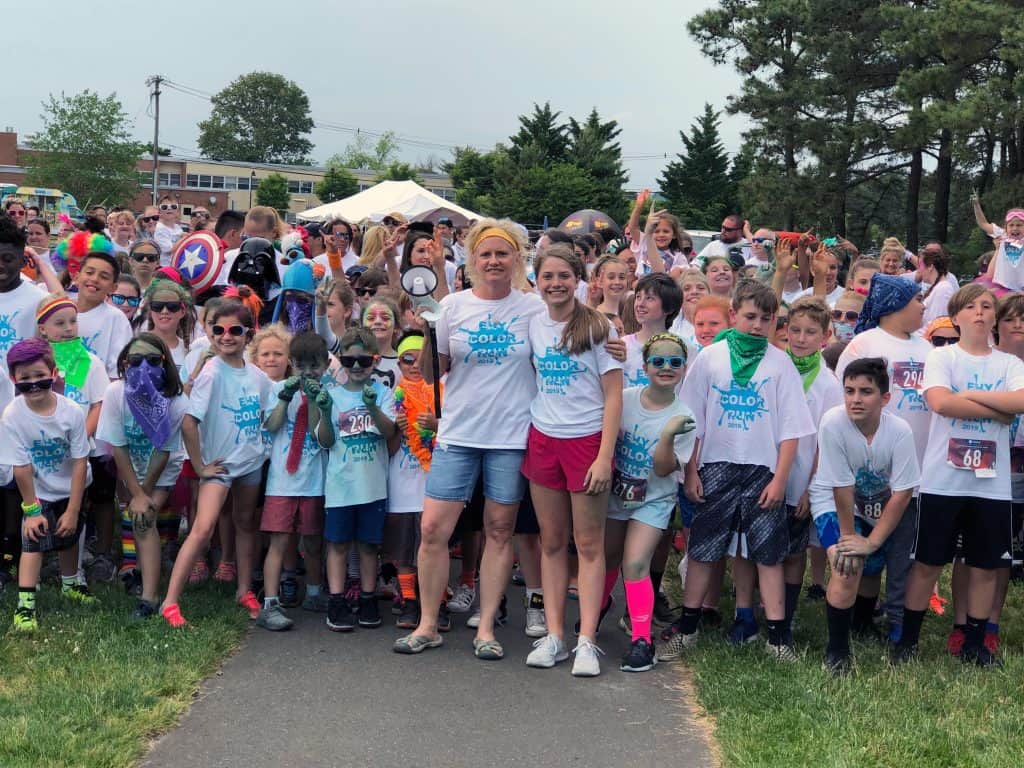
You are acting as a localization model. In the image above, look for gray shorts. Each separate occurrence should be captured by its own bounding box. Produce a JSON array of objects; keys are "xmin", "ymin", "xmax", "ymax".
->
[
  {"xmin": 786, "ymin": 505, "xmax": 811, "ymax": 558},
  {"xmin": 21, "ymin": 498, "xmax": 84, "ymax": 554}
]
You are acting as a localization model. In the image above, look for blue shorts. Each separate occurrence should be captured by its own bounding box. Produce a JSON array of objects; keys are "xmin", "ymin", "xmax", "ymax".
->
[
  {"xmin": 201, "ymin": 464, "xmax": 264, "ymax": 488},
  {"xmin": 814, "ymin": 512, "xmax": 889, "ymax": 576},
  {"xmin": 425, "ymin": 443, "xmax": 526, "ymax": 506},
  {"xmin": 325, "ymin": 500, "xmax": 387, "ymax": 545},
  {"xmin": 678, "ymin": 485, "xmax": 695, "ymax": 528}
]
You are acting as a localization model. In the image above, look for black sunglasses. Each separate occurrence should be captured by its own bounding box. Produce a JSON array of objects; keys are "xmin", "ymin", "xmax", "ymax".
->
[
  {"xmin": 131, "ymin": 250, "xmax": 160, "ymax": 263},
  {"xmin": 213, "ymin": 324, "xmax": 249, "ymax": 337},
  {"xmin": 830, "ymin": 310, "xmax": 860, "ymax": 323},
  {"xmin": 126, "ymin": 353, "xmax": 164, "ymax": 367},
  {"xmin": 150, "ymin": 300, "xmax": 183, "ymax": 314},
  {"xmin": 110, "ymin": 293, "xmax": 141, "ymax": 308},
  {"xmin": 141, "ymin": 215, "xmax": 159, "ymax": 223},
  {"xmin": 339, "ymin": 354, "xmax": 375, "ymax": 369},
  {"xmin": 192, "ymin": 211, "xmax": 210, "ymax": 219},
  {"xmin": 931, "ymin": 336, "xmax": 959, "ymax": 347},
  {"xmin": 15, "ymin": 378, "xmax": 54, "ymax": 393},
  {"xmin": 647, "ymin": 356, "xmax": 685, "ymax": 369},
  {"xmin": 359, "ymin": 288, "xmax": 377, "ymax": 298}
]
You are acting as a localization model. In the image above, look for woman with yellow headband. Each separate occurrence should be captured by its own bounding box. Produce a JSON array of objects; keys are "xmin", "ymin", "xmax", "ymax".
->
[{"xmin": 394, "ymin": 218, "xmax": 546, "ymax": 660}]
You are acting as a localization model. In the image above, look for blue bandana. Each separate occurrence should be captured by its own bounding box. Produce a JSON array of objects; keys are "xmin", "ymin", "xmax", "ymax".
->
[{"xmin": 854, "ymin": 273, "xmax": 919, "ymax": 334}]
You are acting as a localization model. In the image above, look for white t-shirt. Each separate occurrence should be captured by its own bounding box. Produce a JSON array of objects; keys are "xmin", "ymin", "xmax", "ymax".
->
[
  {"xmin": 528, "ymin": 314, "xmax": 621, "ymax": 438},
  {"xmin": 785, "ymin": 366, "xmax": 844, "ymax": 506},
  {"xmin": 991, "ymin": 224, "xmax": 1024, "ymax": 291},
  {"xmin": 370, "ymin": 356, "xmax": 401, "ymax": 392},
  {"xmin": 681, "ymin": 341, "xmax": 815, "ymax": 473},
  {"xmin": 922, "ymin": 279, "xmax": 956, "ymax": 326},
  {"xmin": 61, "ymin": 352, "xmax": 109, "ymax": 415},
  {"xmin": 793, "ymin": 284, "xmax": 845, "ymax": 308},
  {"xmin": 781, "ymin": 286, "xmax": 805, "ymax": 305},
  {"xmin": 154, "ymin": 222, "xmax": 184, "ymax": 266},
  {"xmin": 434, "ymin": 289, "xmax": 544, "ymax": 449},
  {"xmin": 835, "ymin": 328, "xmax": 932, "ymax": 465},
  {"xmin": 920, "ymin": 344, "xmax": 1024, "ymax": 500},
  {"xmin": 0, "ymin": 280, "xmax": 46, "ymax": 384},
  {"xmin": 264, "ymin": 381, "xmax": 327, "ymax": 498},
  {"xmin": 0, "ymin": 394, "xmax": 92, "ymax": 501},
  {"xmin": 77, "ymin": 301, "xmax": 133, "ymax": 379},
  {"xmin": 694, "ymin": 239, "xmax": 750, "ymax": 267},
  {"xmin": 187, "ymin": 357, "xmax": 273, "ymax": 476},
  {"xmin": 97, "ymin": 381, "xmax": 187, "ymax": 489},
  {"xmin": 388, "ymin": 438, "xmax": 427, "ymax": 514},
  {"xmin": 810, "ymin": 407, "xmax": 921, "ymax": 521},
  {"xmin": 608, "ymin": 386, "xmax": 695, "ymax": 521},
  {"xmin": 182, "ymin": 337, "xmax": 212, "ymax": 384},
  {"xmin": 636, "ymin": 239, "xmax": 689, "ymax": 275},
  {"xmin": 323, "ymin": 382, "xmax": 395, "ymax": 507},
  {"xmin": 668, "ymin": 316, "xmax": 699, "ymax": 356},
  {"xmin": 622, "ymin": 334, "xmax": 650, "ymax": 389}
]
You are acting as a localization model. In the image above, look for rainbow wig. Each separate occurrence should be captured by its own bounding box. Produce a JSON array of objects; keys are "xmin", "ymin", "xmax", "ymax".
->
[{"xmin": 53, "ymin": 232, "xmax": 116, "ymax": 278}]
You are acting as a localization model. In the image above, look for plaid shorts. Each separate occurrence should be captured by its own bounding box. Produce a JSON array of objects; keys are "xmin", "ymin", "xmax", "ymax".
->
[{"xmin": 21, "ymin": 498, "xmax": 84, "ymax": 554}]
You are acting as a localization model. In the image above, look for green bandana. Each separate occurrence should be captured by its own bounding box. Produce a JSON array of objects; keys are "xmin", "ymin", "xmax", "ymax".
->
[
  {"xmin": 787, "ymin": 349, "xmax": 822, "ymax": 393},
  {"xmin": 51, "ymin": 337, "xmax": 92, "ymax": 389},
  {"xmin": 714, "ymin": 328, "xmax": 768, "ymax": 386}
]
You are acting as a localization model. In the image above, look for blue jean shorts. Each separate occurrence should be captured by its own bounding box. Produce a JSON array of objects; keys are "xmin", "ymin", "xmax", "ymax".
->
[
  {"xmin": 814, "ymin": 512, "xmax": 889, "ymax": 576},
  {"xmin": 425, "ymin": 443, "xmax": 526, "ymax": 506},
  {"xmin": 325, "ymin": 500, "xmax": 387, "ymax": 545}
]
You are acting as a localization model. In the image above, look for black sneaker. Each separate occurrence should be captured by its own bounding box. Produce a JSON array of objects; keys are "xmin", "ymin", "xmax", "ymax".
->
[
  {"xmin": 280, "ymin": 577, "xmax": 299, "ymax": 608},
  {"xmin": 574, "ymin": 594, "xmax": 614, "ymax": 636},
  {"xmin": 822, "ymin": 649, "xmax": 852, "ymax": 677},
  {"xmin": 396, "ymin": 598, "xmax": 420, "ymax": 629},
  {"xmin": 620, "ymin": 637, "xmax": 657, "ymax": 672},
  {"xmin": 358, "ymin": 595, "xmax": 381, "ymax": 628},
  {"xmin": 852, "ymin": 620, "xmax": 884, "ymax": 643},
  {"xmin": 120, "ymin": 568, "xmax": 142, "ymax": 597},
  {"xmin": 700, "ymin": 607, "xmax": 723, "ymax": 630},
  {"xmin": 653, "ymin": 593, "xmax": 677, "ymax": 626},
  {"xmin": 805, "ymin": 584, "xmax": 826, "ymax": 602},
  {"xmin": 961, "ymin": 645, "xmax": 1003, "ymax": 669},
  {"xmin": 889, "ymin": 642, "xmax": 917, "ymax": 665},
  {"xmin": 132, "ymin": 600, "xmax": 157, "ymax": 621},
  {"xmin": 326, "ymin": 595, "xmax": 356, "ymax": 632},
  {"xmin": 437, "ymin": 603, "xmax": 453, "ymax": 633}
]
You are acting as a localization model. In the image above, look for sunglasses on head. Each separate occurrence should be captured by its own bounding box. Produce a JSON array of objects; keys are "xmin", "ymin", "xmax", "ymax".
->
[
  {"xmin": 131, "ymin": 250, "xmax": 160, "ymax": 263},
  {"xmin": 647, "ymin": 355, "xmax": 685, "ymax": 369},
  {"xmin": 931, "ymin": 335, "xmax": 959, "ymax": 347},
  {"xmin": 212, "ymin": 324, "xmax": 249, "ymax": 337},
  {"xmin": 831, "ymin": 309, "xmax": 860, "ymax": 323},
  {"xmin": 141, "ymin": 215, "xmax": 159, "ymax": 223},
  {"xmin": 150, "ymin": 300, "xmax": 183, "ymax": 314},
  {"xmin": 15, "ymin": 378, "xmax": 53, "ymax": 393},
  {"xmin": 159, "ymin": 203, "xmax": 178, "ymax": 212},
  {"xmin": 126, "ymin": 353, "xmax": 164, "ymax": 367},
  {"xmin": 110, "ymin": 293, "xmax": 141, "ymax": 308},
  {"xmin": 399, "ymin": 353, "xmax": 418, "ymax": 365},
  {"xmin": 340, "ymin": 354, "xmax": 375, "ymax": 369}
]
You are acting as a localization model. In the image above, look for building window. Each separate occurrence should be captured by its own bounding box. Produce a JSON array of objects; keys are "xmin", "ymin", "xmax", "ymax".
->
[
  {"xmin": 210, "ymin": 176, "xmax": 224, "ymax": 189},
  {"xmin": 198, "ymin": 174, "xmax": 211, "ymax": 189},
  {"xmin": 223, "ymin": 177, "xmax": 237, "ymax": 190},
  {"xmin": 300, "ymin": 181, "xmax": 313, "ymax": 194},
  {"xmin": 158, "ymin": 172, "xmax": 181, "ymax": 187},
  {"xmin": 186, "ymin": 174, "xmax": 199, "ymax": 188},
  {"xmin": 287, "ymin": 180, "xmax": 300, "ymax": 194},
  {"xmin": 236, "ymin": 176, "xmax": 250, "ymax": 191}
]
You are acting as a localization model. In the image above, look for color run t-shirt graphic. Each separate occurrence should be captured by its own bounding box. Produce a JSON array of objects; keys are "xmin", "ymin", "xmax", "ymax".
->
[
  {"xmin": 712, "ymin": 377, "xmax": 770, "ymax": 430},
  {"xmin": 221, "ymin": 392, "xmax": 263, "ymax": 444},
  {"xmin": 459, "ymin": 315, "xmax": 524, "ymax": 364},
  {"xmin": 951, "ymin": 372, "xmax": 1003, "ymax": 434},
  {"xmin": 534, "ymin": 339, "xmax": 586, "ymax": 395},
  {"xmin": 30, "ymin": 431, "xmax": 70, "ymax": 474},
  {"xmin": 0, "ymin": 310, "xmax": 21, "ymax": 355}
]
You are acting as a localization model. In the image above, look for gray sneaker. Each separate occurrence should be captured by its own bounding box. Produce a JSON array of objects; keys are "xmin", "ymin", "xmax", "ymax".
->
[
  {"xmin": 89, "ymin": 553, "xmax": 118, "ymax": 583},
  {"xmin": 257, "ymin": 603, "xmax": 294, "ymax": 631},
  {"xmin": 301, "ymin": 590, "xmax": 329, "ymax": 613},
  {"xmin": 524, "ymin": 593, "xmax": 547, "ymax": 638},
  {"xmin": 526, "ymin": 633, "xmax": 568, "ymax": 668}
]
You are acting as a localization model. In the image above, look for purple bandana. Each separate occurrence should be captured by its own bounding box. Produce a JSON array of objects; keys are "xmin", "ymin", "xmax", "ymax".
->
[
  {"xmin": 124, "ymin": 361, "xmax": 172, "ymax": 449},
  {"xmin": 285, "ymin": 297, "xmax": 313, "ymax": 334}
]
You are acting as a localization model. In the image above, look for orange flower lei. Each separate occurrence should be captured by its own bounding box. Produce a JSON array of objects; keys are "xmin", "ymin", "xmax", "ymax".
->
[{"xmin": 394, "ymin": 376, "xmax": 443, "ymax": 470}]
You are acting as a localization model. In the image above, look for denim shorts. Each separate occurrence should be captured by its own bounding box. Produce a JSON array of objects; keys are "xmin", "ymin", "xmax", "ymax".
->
[{"xmin": 425, "ymin": 443, "xmax": 526, "ymax": 506}]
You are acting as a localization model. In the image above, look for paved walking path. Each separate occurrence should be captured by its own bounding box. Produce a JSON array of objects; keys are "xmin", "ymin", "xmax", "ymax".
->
[{"xmin": 143, "ymin": 585, "xmax": 714, "ymax": 768}]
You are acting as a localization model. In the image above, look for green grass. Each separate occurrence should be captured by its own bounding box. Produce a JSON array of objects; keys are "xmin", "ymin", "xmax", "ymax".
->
[
  {"xmin": 0, "ymin": 580, "xmax": 248, "ymax": 768},
  {"xmin": 664, "ymin": 558, "xmax": 1024, "ymax": 768}
]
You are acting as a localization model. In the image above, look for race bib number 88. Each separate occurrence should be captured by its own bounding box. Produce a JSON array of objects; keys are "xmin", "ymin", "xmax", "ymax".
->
[{"xmin": 947, "ymin": 438, "xmax": 997, "ymax": 478}]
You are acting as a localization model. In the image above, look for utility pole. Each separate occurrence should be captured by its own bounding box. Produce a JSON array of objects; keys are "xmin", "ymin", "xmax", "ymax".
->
[{"xmin": 146, "ymin": 75, "xmax": 164, "ymax": 205}]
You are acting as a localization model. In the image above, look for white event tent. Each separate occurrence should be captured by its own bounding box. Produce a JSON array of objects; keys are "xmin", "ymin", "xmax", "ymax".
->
[{"xmin": 297, "ymin": 180, "xmax": 479, "ymax": 226}]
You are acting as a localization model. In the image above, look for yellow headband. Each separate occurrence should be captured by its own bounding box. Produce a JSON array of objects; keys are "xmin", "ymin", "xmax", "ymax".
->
[
  {"xmin": 396, "ymin": 336, "xmax": 424, "ymax": 357},
  {"xmin": 475, "ymin": 227, "xmax": 519, "ymax": 253}
]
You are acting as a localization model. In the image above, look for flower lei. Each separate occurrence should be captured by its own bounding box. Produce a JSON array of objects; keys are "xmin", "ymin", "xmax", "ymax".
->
[{"xmin": 394, "ymin": 376, "xmax": 443, "ymax": 470}]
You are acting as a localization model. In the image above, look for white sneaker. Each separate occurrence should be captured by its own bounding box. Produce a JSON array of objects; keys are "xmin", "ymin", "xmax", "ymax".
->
[
  {"xmin": 571, "ymin": 635, "xmax": 604, "ymax": 677},
  {"xmin": 466, "ymin": 608, "xmax": 481, "ymax": 628},
  {"xmin": 447, "ymin": 583, "xmax": 476, "ymax": 613},
  {"xmin": 526, "ymin": 634, "xmax": 568, "ymax": 668},
  {"xmin": 524, "ymin": 593, "xmax": 547, "ymax": 638}
]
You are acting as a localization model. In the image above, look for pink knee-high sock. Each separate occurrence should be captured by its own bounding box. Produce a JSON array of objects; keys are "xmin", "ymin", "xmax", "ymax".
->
[
  {"xmin": 602, "ymin": 569, "xmax": 618, "ymax": 608},
  {"xmin": 624, "ymin": 577, "xmax": 654, "ymax": 643}
]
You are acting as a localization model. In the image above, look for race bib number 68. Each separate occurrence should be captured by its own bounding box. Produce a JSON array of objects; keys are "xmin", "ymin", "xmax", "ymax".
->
[{"xmin": 947, "ymin": 438, "xmax": 997, "ymax": 478}]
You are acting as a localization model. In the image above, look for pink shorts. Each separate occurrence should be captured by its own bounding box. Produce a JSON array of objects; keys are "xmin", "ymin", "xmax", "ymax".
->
[
  {"xmin": 521, "ymin": 426, "xmax": 602, "ymax": 493},
  {"xmin": 260, "ymin": 496, "xmax": 324, "ymax": 536}
]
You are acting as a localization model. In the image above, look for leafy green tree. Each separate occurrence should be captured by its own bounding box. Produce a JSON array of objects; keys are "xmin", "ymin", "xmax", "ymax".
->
[
  {"xmin": 567, "ymin": 108, "xmax": 629, "ymax": 223},
  {"xmin": 255, "ymin": 172, "xmax": 291, "ymax": 213},
  {"xmin": 314, "ymin": 163, "xmax": 358, "ymax": 203},
  {"xmin": 26, "ymin": 90, "xmax": 142, "ymax": 207},
  {"xmin": 487, "ymin": 160, "xmax": 597, "ymax": 226},
  {"xmin": 375, "ymin": 162, "xmax": 423, "ymax": 184},
  {"xmin": 444, "ymin": 146, "xmax": 501, "ymax": 212},
  {"xmin": 338, "ymin": 132, "xmax": 400, "ymax": 171},
  {"xmin": 659, "ymin": 104, "xmax": 734, "ymax": 229},
  {"xmin": 198, "ymin": 72, "xmax": 314, "ymax": 164}
]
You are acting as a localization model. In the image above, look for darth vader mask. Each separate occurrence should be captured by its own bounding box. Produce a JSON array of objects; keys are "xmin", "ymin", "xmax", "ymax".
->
[{"xmin": 229, "ymin": 237, "xmax": 280, "ymax": 299}]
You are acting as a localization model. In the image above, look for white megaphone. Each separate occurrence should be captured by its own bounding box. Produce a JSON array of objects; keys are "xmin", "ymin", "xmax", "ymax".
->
[{"xmin": 400, "ymin": 265, "xmax": 442, "ymax": 325}]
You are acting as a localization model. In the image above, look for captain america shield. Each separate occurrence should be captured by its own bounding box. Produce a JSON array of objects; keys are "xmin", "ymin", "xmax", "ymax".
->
[{"xmin": 171, "ymin": 232, "xmax": 224, "ymax": 294}]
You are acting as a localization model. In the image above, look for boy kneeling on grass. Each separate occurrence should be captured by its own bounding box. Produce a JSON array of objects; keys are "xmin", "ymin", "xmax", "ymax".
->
[
  {"xmin": 1, "ymin": 338, "xmax": 93, "ymax": 631},
  {"xmin": 813, "ymin": 358, "xmax": 920, "ymax": 676}
]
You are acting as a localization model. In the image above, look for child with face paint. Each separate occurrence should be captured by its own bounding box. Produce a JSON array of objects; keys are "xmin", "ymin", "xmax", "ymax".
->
[
  {"xmin": 386, "ymin": 331, "xmax": 443, "ymax": 629},
  {"xmin": 257, "ymin": 333, "xmax": 335, "ymax": 631},
  {"xmin": 161, "ymin": 302, "xmax": 274, "ymax": 627},
  {"xmin": 321, "ymin": 328, "xmax": 397, "ymax": 633},
  {"xmin": 0, "ymin": 338, "xmax": 93, "ymax": 631},
  {"xmin": 605, "ymin": 333, "xmax": 696, "ymax": 672},
  {"xmin": 361, "ymin": 296, "xmax": 402, "ymax": 391},
  {"xmin": 97, "ymin": 334, "xmax": 188, "ymax": 620}
]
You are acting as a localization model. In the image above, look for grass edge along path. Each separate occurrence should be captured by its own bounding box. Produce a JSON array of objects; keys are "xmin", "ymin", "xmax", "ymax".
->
[
  {"xmin": 665, "ymin": 559, "xmax": 1024, "ymax": 768},
  {"xmin": 0, "ymin": 581, "xmax": 248, "ymax": 768}
]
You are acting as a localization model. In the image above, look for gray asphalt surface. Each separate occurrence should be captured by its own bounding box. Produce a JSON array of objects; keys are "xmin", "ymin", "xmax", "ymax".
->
[{"xmin": 142, "ymin": 584, "xmax": 713, "ymax": 768}]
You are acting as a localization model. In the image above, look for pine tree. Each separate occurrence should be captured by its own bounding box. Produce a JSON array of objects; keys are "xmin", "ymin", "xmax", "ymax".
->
[
  {"xmin": 659, "ymin": 104, "xmax": 734, "ymax": 229},
  {"xmin": 508, "ymin": 102, "xmax": 568, "ymax": 165},
  {"xmin": 567, "ymin": 108, "xmax": 629, "ymax": 224}
]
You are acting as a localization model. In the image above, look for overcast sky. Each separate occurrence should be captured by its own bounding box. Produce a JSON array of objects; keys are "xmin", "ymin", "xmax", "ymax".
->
[{"xmin": 3, "ymin": 0, "xmax": 746, "ymax": 190}]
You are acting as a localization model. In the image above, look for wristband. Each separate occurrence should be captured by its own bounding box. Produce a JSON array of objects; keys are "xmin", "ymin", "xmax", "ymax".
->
[{"xmin": 21, "ymin": 501, "xmax": 42, "ymax": 517}]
